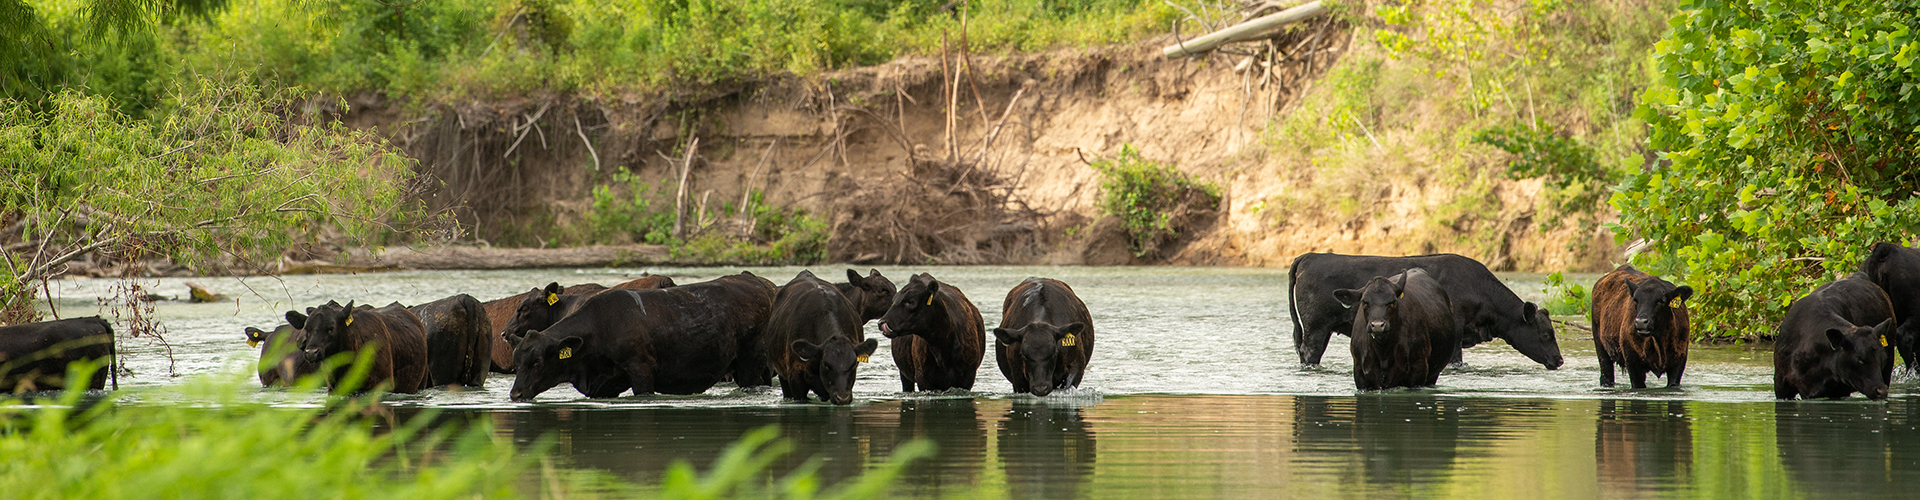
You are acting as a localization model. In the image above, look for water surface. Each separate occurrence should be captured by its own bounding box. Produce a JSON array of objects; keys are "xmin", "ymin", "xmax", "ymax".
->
[{"xmin": 41, "ymin": 266, "xmax": 1919, "ymax": 498}]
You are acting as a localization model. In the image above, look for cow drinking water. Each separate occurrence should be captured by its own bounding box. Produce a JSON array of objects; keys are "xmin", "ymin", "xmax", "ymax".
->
[{"xmin": 1775, "ymin": 273, "xmax": 1895, "ymax": 400}]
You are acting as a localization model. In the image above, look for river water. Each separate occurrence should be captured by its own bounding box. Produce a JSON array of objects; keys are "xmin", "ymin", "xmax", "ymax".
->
[{"xmin": 39, "ymin": 266, "xmax": 1920, "ymax": 498}]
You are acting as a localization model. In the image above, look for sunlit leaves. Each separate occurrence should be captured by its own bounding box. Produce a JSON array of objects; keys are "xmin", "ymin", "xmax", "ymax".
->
[{"xmin": 1620, "ymin": 0, "xmax": 1920, "ymax": 338}]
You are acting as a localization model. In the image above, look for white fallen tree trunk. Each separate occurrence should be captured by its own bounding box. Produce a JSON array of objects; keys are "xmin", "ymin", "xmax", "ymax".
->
[{"xmin": 1161, "ymin": 1, "xmax": 1328, "ymax": 59}]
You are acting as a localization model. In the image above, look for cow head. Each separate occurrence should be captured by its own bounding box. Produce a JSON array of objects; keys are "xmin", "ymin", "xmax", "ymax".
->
[
  {"xmin": 993, "ymin": 321, "xmax": 1087, "ymax": 396},
  {"xmin": 502, "ymin": 282, "xmax": 568, "ymax": 345},
  {"xmin": 1333, "ymin": 274, "xmax": 1405, "ymax": 337},
  {"xmin": 1625, "ymin": 277, "xmax": 1692, "ymax": 338},
  {"xmin": 296, "ymin": 301, "xmax": 354, "ymax": 364},
  {"xmin": 1505, "ymin": 301, "xmax": 1566, "ymax": 370},
  {"xmin": 792, "ymin": 336, "xmax": 879, "ymax": 405},
  {"xmin": 841, "ymin": 269, "xmax": 898, "ymax": 322},
  {"xmin": 1819, "ymin": 320, "xmax": 1893, "ymax": 400},
  {"xmin": 508, "ymin": 329, "xmax": 584, "ymax": 401},
  {"xmin": 879, "ymin": 273, "xmax": 944, "ymax": 339}
]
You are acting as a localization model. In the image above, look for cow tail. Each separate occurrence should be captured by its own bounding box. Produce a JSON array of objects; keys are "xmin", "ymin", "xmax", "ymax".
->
[
  {"xmin": 1288, "ymin": 257, "xmax": 1304, "ymax": 348},
  {"xmin": 107, "ymin": 320, "xmax": 119, "ymax": 391}
]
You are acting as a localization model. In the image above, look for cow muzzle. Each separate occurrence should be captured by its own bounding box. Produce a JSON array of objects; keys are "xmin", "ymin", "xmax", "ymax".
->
[
  {"xmin": 1367, "ymin": 321, "xmax": 1388, "ymax": 334},
  {"xmin": 880, "ymin": 322, "xmax": 905, "ymax": 338},
  {"xmin": 1866, "ymin": 385, "xmax": 1890, "ymax": 401}
]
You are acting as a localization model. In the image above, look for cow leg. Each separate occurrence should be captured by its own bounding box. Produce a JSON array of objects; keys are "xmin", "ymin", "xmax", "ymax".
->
[
  {"xmin": 1446, "ymin": 345, "xmax": 1467, "ymax": 370},
  {"xmin": 625, "ymin": 364, "xmax": 656, "ymax": 396},
  {"xmin": 1666, "ymin": 364, "xmax": 1684, "ymax": 388},
  {"xmin": 780, "ymin": 377, "xmax": 807, "ymax": 402},
  {"xmin": 1627, "ymin": 363, "xmax": 1649, "ymax": 389},
  {"xmin": 1596, "ymin": 345, "xmax": 1616, "ymax": 387}
]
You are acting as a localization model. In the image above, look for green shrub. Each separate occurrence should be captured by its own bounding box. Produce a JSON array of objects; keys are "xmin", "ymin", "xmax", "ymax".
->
[
  {"xmin": 1090, "ymin": 144, "xmax": 1221, "ymax": 256},
  {"xmin": 0, "ymin": 359, "xmax": 932, "ymax": 499},
  {"xmin": 1615, "ymin": 0, "xmax": 1920, "ymax": 339},
  {"xmin": 1543, "ymin": 271, "xmax": 1592, "ymax": 316},
  {"xmin": 585, "ymin": 166, "xmax": 676, "ymax": 245}
]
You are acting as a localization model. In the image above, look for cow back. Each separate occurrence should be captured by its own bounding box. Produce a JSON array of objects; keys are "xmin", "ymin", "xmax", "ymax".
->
[
  {"xmin": 410, "ymin": 294, "xmax": 492, "ymax": 388},
  {"xmin": 0, "ymin": 317, "xmax": 115, "ymax": 392}
]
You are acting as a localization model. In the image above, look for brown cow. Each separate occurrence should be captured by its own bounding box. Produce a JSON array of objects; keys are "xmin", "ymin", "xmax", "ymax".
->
[
  {"xmin": 879, "ymin": 273, "xmax": 986, "ymax": 392},
  {"xmin": 291, "ymin": 301, "xmax": 431, "ymax": 394},
  {"xmin": 1591, "ymin": 265, "xmax": 1693, "ymax": 389},
  {"xmin": 481, "ymin": 275, "xmax": 676, "ymax": 373}
]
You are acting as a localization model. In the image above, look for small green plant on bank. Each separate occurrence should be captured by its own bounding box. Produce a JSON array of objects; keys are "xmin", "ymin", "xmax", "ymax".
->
[
  {"xmin": 1090, "ymin": 144, "xmax": 1220, "ymax": 256},
  {"xmin": 589, "ymin": 174, "xmax": 826, "ymax": 265},
  {"xmin": 1543, "ymin": 271, "xmax": 1592, "ymax": 316},
  {"xmin": 1616, "ymin": 0, "xmax": 1920, "ymax": 339},
  {"xmin": 1472, "ymin": 120, "xmax": 1619, "ymax": 225},
  {"xmin": 586, "ymin": 166, "xmax": 675, "ymax": 245},
  {"xmin": 0, "ymin": 359, "xmax": 931, "ymax": 499}
]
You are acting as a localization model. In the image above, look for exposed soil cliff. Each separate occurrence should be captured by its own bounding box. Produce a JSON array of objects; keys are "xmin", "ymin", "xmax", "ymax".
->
[{"xmin": 337, "ymin": 16, "xmax": 1613, "ymax": 272}]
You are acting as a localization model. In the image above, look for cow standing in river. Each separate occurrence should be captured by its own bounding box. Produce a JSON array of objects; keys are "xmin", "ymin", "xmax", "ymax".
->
[
  {"xmin": 880, "ymin": 273, "xmax": 986, "ymax": 392},
  {"xmin": 765, "ymin": 271, "xmax": 878, "ymax": 404},
  {"xmin": 0, "ymin": 317, "xmax": 116, "ymax": 392},
  {"xmin": 993, "ymin": 277, "xmax": 1094, "ymax": 396},
  {"xmin": 408, "ymin": 294, "xmax": 492, "ymax": 388},
  {"xmin": 481, "ymin": 275, "xmax": 676, "ymax": 374},
  {"xmin": 1859, "ymin": 242, "xmax": 1920, "ymax": 371},
  {"xmin": 1775, "ymin": 273, "xmax": 1894, "ymax": 400},
  {"xmin": 1590, "ymin": 265, "xmax": 1691, "ymax": 389},
  {"xmin": 293, "ymin": 301, "xmax": 431, "ymax": 394},
  {"xmin": 1333, "ymin": 269, "xmax": 1457, "ymax": 390},
  {"xmin": 505, "ymin": 272, "xmax": 773, "ymax": 400},
  {"xmin": 1288, "ymin": 253, "xmax": 1563, "ymax": 370}
]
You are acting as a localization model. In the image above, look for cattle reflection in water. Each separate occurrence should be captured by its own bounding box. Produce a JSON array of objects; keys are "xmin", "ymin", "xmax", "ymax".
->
[
  {"xmin": 997, "ymin": 400, "xmax": 1096, "ymax": 499},
  {"xmin": 1291, "ymin": 394, "xmax": 1465, "ymax": 485},
  {"xmin": 1774, "ymin": 400, "xmax": 1920, "ymax": 497},
  {"xmin": 886, "ymin": 398, "xmax": 988, "ymax": 497},
  {"xmin": 1595, "ymin": 399, "xmax": 1693, "ymax": 498}
]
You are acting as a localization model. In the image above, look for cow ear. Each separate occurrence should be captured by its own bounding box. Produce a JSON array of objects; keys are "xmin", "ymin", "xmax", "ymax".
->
[
  {"xmin": 1823, "ymin": 328, "xmax": 1849, "ymax": 352},
  {"xmin": 1523, "ymin": 302, "xmax": 1540, "ymax": 321},
  {"xmin": 1060, "ymin": 322, "xmax": 1088, "ymax": 337},
  {"xmin": 245, "ymin": 327, "xmax": 267, "ymax": 343},
  {"xmin": 993, "ymin": 327, "xmax": 1022, "ymax": 344},
  {"xmin": 855, "ymin": 339, "xmax": 879, "ymax": 356},
  {"xmin": 286, "ymin": 311, "xmax": 308, "ymax": 330},
  {"xmin": 1332, "ymin": 289, "xmax": 1362, "ymax": 308},
  {"xmin": 545, "ymin": 282, "xmax": 565, "ymax": 295},
  {"xmin": 1625, "ymin": 279, "xmax": 1640, "ymax": 295},
  {"xmin": 792, "ymin": 339, "xmax": 822, "ymax": 362},
  {"xmin": 1672, "ymin": 286, "xmax": 1694, "ymax": 302},
  {"xmin": 847, "ymin": 269, "xmax": 864, "ymax": 284},
  {"xmin": 1391, "ymin": 273, "xmax": 1408, "ymax": 296},
  {"xmin": 925, "ymin": 280, "xmax": 942, "ymax": 296}
]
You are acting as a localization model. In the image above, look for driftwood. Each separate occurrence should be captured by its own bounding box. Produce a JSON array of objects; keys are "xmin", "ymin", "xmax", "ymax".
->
[
  {"xmin": 347, "ymin": 245, "xmax": 671, "ymax": 270},
  {"xmin": 1162, "ymin": 1, "xmax": 1327, "ymax": 58}
]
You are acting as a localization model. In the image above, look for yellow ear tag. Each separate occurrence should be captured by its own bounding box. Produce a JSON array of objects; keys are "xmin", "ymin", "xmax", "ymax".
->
[
  {"xmin": 1061, "ymin": 334, "xmax": 1077, "ymax": 347},
  {"xmin": 1881, "ymin": 336, "xmax": 1890, "ymax": 347},
  {"xmin": 1669, "ymin": 298, "xmax": 1680, "ymax": 308},
  {"xmin": 343, "ymin": 316, "xmax": 353, "ymax": 327},
  {"xmin": 547, "ymin": 293, "xmax": 560, "ymax": 306},
  {"xmin": 557, "ymin": 347, "xmax": 573, "ymax": 359},
  {"xmin": 857, "ymin": 354, "xmax": 871, "ymax": 363},
  {"xmin": 925, "ymin": 294, "xmax": 934, "ymax": 306},
  {"xmin": 247, "ymin": 339, "xmax": 260, "ymax": 348}
]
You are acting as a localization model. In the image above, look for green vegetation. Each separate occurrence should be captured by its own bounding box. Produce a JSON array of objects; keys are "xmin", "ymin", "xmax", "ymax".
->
[
  {"xmin": 0, "ymin": 80, "xmax": 427, "ymax": 322},
  {"xmin": 1262, "ymin": 0, "xmax": 1670, "ymax": 260},
  {"xmin": 1615, "ymin": 0, "xmax": 1920, "ymax": 339},
  {"xmin": 1542, "ymin": 271, "xmax": 1592, "ymax": 316},
  {"xmin": 585, "ymin": 168, "xmax": 828, "ymax": 264},
  {"xmin": 8, "ymin": 0, "xmax": 1179, "ymax": 110},
  {"xmin": 0, "ymin": 361, "xmax": 930, "ymax": 499},
  {"xmin": 1090, "ymin": 144, "xmax": 1222, "ymax": 257}
]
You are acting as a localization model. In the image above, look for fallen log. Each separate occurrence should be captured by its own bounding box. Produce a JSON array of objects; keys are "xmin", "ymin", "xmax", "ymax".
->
[{"xmin": 1162, "ymin": 1, "xmax": 1327, "ymax": 59}]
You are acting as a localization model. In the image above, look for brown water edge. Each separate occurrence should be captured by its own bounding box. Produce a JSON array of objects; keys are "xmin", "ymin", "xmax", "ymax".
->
[{"xmin": 392, "ymin": 393, "xmax": 1920, "ymax": 499}]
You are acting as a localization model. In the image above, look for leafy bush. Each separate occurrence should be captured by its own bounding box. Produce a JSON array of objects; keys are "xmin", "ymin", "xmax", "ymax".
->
[
  {"xmin": 0, "ymin": 360, "xmax": 931, "ymax": 499},
  {"xmin": 1473, "ymin": 121, "xmax": 1617, "ymax": 220},
  {"xmin": 1615, "ymin": 0, "xmax": 1920, "ymax": 339},
  {"xmin": 586, "ymin": 166, "xmax": 676, "ymax": 245},
  {"xmin": 1090, "ymin": 144, "xmax": 1221, "ymax": 256},
  {"xmin": 1543, "ymin": 271, "xmax": 1592, "ymax": 316}
]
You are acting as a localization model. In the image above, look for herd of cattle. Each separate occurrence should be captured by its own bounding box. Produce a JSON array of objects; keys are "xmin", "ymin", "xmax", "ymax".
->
[{"xmin": 7, "ymin": 242, "xmax": 1920, "ymax": 402}]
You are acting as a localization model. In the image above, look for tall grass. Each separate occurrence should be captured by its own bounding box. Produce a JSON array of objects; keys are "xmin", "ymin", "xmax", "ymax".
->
[{"xmin": 0, "ymin": 359, "xmax": 931, "ymax": 499}]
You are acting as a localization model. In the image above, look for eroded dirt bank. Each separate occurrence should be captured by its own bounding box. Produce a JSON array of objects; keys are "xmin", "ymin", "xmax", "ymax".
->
[{"xmin": 342, "ymin": 21, "xmax": 1613, "ymax": 272}]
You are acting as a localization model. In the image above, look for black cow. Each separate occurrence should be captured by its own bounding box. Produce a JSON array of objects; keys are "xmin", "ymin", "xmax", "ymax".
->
[
  {"xmin": 1775, "ymin": 273, "xmax": 1895, "ymax": 400},
  {"xmin": 992, "ymin": 277, "xmax": 1094, "ymax": 396},
  {"xmin": 482, "ymin": 281, "xmax": 631, "ymax": 373},
  {"xmin": 879, "ymin": 273, "xmax": 986, "ymax": 392},
  {"xmin": 766, "ymin": 271, "xmax": 879, "ymax": 404},
  {"xmin": 292, "ymin": 301, "xmax": 431, "ymax": 394},
  {"xmin": 1332, "ymin": 269, "xmax": 1456, "ymax": 390},
  {"xmin": 0, "ymin": 317, "xmax": 115, "ymax": 392},
  {"xmin": 837, "ymin": 269, "xmax": 898, "ymax": 324},
  {"xmin": 243, "ymin": 323, "xmax": 313, "ymax": 387},
  {"xmin": 1590, "ymin": 265, "xmax": 1692, "ymax": 389},
  {"xmin": 1289, "ymin": 253, "xmax": 1563, "ymax": 369},
  {"xmin": 506, "ymin": 272, "xmax": 774, "ymax": 401},
  {"xmin": 1860, "ymin": 242, "xmax": 1920, "ymax": 370},
  {"xmin": 408, "ymin": 294, "xmax": 492, "ymax": 389}
]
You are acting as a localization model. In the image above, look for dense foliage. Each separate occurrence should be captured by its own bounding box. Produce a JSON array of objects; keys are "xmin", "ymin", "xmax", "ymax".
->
[
  {"xmin": 1616, "ymin": 0, "xmax": 1920, "ymax": 338},
  {"xmin": 1091, "ymin": 144, "xmax": 1221, "ymax": 257},
  {"xmin": 0, "ymin": 81, "xmax": 425, "ymax": 321},
  {"xmin": 0, "ymin": 362, "xmax": 931, "ymax": 499},
  {"xmin": 7, "ymin": 0, "xmax": 1177, "ymax": 109}
]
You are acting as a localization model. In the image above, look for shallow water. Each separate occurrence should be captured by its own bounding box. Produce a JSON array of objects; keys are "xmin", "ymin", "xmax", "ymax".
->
[{"xmin": 39, "ymin": 266, "xmax": 1920, "ymax": 497}]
